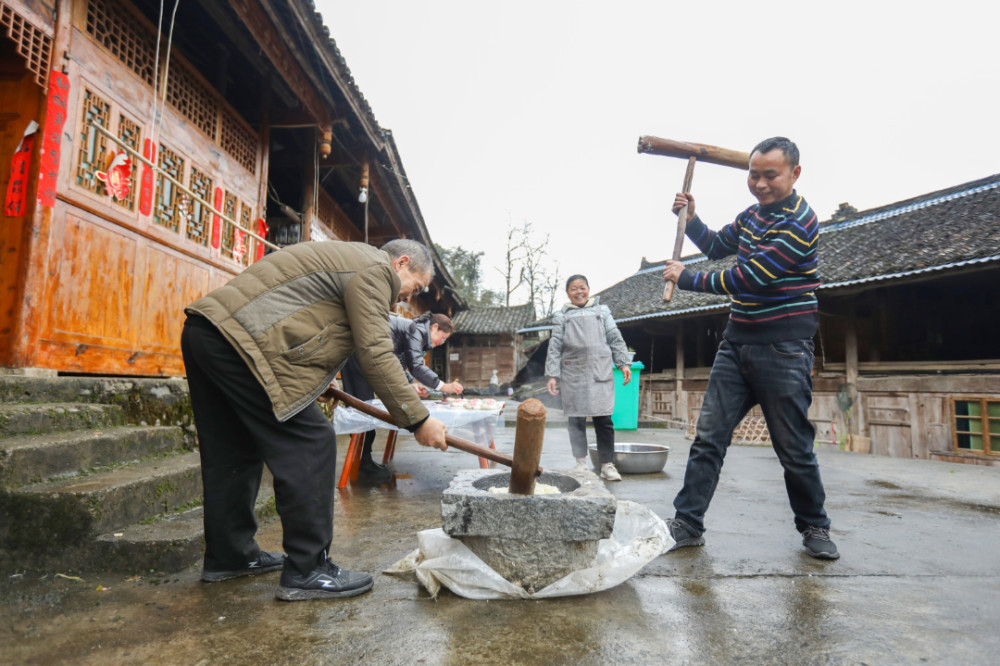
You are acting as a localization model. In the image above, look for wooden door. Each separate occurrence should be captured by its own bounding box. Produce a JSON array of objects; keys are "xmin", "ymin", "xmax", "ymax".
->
[
  {"xmin": 0, "ymin": 39, "xmax": 43, "ymax": 366},
  {"xmin": 866, "ymin": 394, "xmax": 914, "ymax": 458}
]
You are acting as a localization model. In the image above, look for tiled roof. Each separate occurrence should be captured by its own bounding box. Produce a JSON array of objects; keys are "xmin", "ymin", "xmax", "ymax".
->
[
  {"xmin": 453, "ymin": 304, "xmax": 537, "ymax": 335},
  {"xmin": 527, "ymin": 173, "xmax": 1000, "ymax": 328}
]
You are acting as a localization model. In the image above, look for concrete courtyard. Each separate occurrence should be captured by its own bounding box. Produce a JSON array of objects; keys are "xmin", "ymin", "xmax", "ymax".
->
[{"xmin": 3, "ymin": 406, "xmax": 999, "ymax": 665}]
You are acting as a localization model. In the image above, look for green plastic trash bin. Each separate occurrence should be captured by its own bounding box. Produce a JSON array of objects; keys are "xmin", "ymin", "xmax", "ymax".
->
[{"xmin": 612, "ymin": 360, "xmax": 644, "ymax": 430}]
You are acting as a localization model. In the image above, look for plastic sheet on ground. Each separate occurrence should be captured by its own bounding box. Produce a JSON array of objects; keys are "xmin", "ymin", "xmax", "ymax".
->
[{"xmin": 383, "ymin": 500, "xmax": 673, "ymax": 599}]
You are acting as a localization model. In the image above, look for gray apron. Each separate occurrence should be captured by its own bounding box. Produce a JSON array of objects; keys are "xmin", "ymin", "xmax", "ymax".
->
[{"xmin": 559, "ymin": 310, "xmax": 614, "ymax": 417}]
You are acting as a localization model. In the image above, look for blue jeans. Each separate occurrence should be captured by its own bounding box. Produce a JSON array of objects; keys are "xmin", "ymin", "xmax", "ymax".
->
[{"xmin": 673, "ymin": 338, "xmax": 831, "ymax": 535}]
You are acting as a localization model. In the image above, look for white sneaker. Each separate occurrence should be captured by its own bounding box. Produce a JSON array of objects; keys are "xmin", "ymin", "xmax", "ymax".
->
[
  {"xmin": 601, "ymin": 462, "xmax": 622, "ymax": 481},
  {"xmin": 573, "ymin": 458, "xmax": 589, "ymax": 472}
]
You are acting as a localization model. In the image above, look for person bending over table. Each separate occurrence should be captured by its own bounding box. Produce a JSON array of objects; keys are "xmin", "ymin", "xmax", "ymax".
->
[{"xmin": 340, "ymin": 312, "xmax": 463, "ymax": 481}]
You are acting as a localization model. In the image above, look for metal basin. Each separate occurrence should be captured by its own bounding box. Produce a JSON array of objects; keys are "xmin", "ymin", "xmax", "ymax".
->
[{"xmin": 588, "ymin": 443, "xmax": 670, "ymax": 474}]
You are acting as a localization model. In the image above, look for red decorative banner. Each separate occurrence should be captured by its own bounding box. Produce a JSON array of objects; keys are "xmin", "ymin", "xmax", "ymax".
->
[
  {"xmin": 139, "ymin": 139, "xmax": 156, "ymax": 216},
  {"xmin": 4, "ymin": 123, "xmax": 36, "ymax": 217},
  {"xmin": 37, "ymin": 71, "xmax": 70, "ymax": 208},
  {"xmin": 255, "ymin": 218, "xmax": 269, "ymax": 261},
  {"xmin": 211, "ymin": 187, "xmax": 223, "ymax": 249},
  {"xmin": 95, "ymin": 151, "xmax": 132, "ymax": 201}
]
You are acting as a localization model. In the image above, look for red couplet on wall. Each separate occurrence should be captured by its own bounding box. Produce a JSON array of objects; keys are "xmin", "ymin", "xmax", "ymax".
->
[
  {"xmin": 4, "ymin": 132, "xmax": 34, "ymax": 217},
  {"xmin": 38, "ymin": 71, "xmax": 70, "ymax": 208},
  {"xmin": 255, "ymin": 218, "xmax": 269, "ymax": 261},
  {"xmin": 211, "ymin": 187, "xmax": 223, "ymax": 249},
  {"xmin": 139, "ymin": 139, "xmax": 156, "ymax": 216}
]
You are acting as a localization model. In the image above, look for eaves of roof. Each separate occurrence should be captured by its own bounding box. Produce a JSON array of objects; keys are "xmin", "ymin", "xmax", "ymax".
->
[{"xmin": 598, "ymin": 172, "xmax": 1000, "ymax": 325}]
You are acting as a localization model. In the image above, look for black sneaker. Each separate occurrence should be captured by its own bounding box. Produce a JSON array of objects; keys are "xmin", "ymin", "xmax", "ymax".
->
[
  {"xmin": 276, "ymin": 559, "xmax": 374, "ymax": 601},
  {"xmin": 201, "ymin": 551, "xmax": 286, "ymax": 582},
  {"xmin": 801, "ymin": 526, "xmax": 840, "ymax": 560},
  {"xmin": 667, "ymin": 518, "xmax": 705, "ymax": 552}
]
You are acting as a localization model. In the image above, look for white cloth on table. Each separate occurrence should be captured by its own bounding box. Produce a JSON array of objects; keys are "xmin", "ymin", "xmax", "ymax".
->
[{"xmin": 332, "ymin": 399, "xmax": 505, "ymax": 447}]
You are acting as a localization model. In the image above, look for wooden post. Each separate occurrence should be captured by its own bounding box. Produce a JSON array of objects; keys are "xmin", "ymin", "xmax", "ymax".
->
[
  {"xmin": 508, "ymin": 399, "xmax": 547, "ymax": 495},
  {"xmin": 675, "ymin": 327, "xmax": 686, "ymax": 427},
  {"xmin": 10, "ymin": 0, "xmax": 72, "ymax": 369},
  {"xmin": 845, "ymin": 303, "xmax": 859, "ymax": 436}
]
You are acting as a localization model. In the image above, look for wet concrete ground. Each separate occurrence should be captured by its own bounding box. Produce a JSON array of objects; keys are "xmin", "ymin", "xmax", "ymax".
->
[{"xmin": 3, "ymin": 410, "xmax": 1000, "ymax": 665}]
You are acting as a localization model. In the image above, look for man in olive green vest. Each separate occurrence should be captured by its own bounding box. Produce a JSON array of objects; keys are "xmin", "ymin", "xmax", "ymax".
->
[{"xmin": 182, "ymin": 238, "xmax": 448, "ymax": 601}]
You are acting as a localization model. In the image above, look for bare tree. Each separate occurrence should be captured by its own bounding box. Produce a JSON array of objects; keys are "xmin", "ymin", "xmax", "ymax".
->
[{"xmin": 496, "ymin": 221, "xmax": 525, "ymax": 306}]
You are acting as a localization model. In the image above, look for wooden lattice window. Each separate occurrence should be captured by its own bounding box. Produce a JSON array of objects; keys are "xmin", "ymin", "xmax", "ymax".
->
[
  {"xmin": 219, "ymin": 109, "xmax": 257, "ymax": 174},
  {"xmin": 76, "ymin": 88, "xmax": 110, "ymax": 195},
  {"xmin": 952, "ymin": 398, "xmax": 1000, "ymax": 455},
  {"xmin": 220, "ymin": 190, "xmax": 238, "ymax": 259},
  {"xmin": 154, "ymin": 144, "xmax": 184, "ymax": 232},
  {"xmin": 113, "ymin": 114, "xmax": 141, "ymax": 210},
  {"xmin": 84, "ymin": 0, "xmax": 155, "ymax": 86},
  {"xmin": 166, "ymin": 65, "xmax": 218, "ymax": 139},
  {"xmin": 1, "ymin": 2, "xmax": 53, "ymax": 87},
  {"xmin": 237, "ymin": 203, "xmax": 253, "ymax": 266},
  {"xmin": 186, "ymin": 166, "xmax": 212, "ymax": 246}
]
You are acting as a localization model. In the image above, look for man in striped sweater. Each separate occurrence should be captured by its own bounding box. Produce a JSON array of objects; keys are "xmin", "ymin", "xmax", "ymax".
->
[{"xmin": 661, "ymin": 137, "xmax": 838, "ymax": 560}]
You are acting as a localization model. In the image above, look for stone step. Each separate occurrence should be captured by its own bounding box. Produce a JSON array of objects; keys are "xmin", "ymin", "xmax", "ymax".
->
[
  {"xmin": 1, "ymin": 450, "xmax": 203, "ymax": 552},
  {"xmin": 0, "ymin": 425, "xmax": 187, "ymax": 490},
  {"xmin": 0, "ymin": 402, "xmax": 125, "ymax": 438},
  {"xmin": 0, "ymin": 375, "xmax": 192, "ymax": 429},
  {"xmin": 92, "ymin": 481, "xmax": 277, "ymax": 573}
]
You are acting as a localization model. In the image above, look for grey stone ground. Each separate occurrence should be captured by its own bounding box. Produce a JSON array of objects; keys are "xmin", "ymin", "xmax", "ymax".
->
[{"xmin": 3, "ymin": 403, "xmax": 999, "ymax": 665}]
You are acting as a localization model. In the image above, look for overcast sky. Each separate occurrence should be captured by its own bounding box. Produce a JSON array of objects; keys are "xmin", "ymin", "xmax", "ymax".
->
[{"xmin": 314, "ymin": 0, "xmax": 999, "ymax": 300}]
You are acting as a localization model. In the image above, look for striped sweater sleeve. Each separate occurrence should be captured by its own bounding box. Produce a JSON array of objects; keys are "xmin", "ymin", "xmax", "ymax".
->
[{"xmin": 678, "ymin": 198, "xmax": 819, "ymax": 297}]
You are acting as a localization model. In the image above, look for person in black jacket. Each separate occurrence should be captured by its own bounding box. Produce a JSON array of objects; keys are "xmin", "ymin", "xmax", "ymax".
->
[{"xmin": 340, "ymin": 313, "xmax": 462, "ymax": 481}]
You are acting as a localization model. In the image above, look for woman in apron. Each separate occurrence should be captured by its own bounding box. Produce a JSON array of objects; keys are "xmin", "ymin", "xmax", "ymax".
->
[{"xmin": 545, "ymin": 275, "xmax": 632, "ymax": 480}]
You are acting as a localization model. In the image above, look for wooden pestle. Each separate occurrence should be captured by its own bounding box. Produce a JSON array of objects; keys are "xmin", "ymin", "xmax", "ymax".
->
[{"xmin": 508, "ymin": 398, "xmax": 547, "ymax": 495}]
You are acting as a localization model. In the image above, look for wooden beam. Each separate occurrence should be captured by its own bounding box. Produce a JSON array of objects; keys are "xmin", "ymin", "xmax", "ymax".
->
[{"xmin": 227, "ymin": 0, "xmax": 329, "ymax": 126}]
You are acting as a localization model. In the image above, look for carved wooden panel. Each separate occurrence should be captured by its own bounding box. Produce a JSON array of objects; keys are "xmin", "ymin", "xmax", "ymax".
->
[
  {"xmin": 186, "ymin": 165, "xmax": 212, "ymax": 246},
  {"xmin": 154, "ymin": 143, "xmax": 184, "ymax": 232},
  {"xmin": 1, "ymin": 1, "xmax": 54, "ymax": 87},
  {"xmin": 84, "ymin": 0, "xmax": 155, "ymax": 86},
  {"xmin": 165, "ymin": 62, "xmax": 218, "ymax": 138},
  {"xmin": 220, "ymin": 189, "xmax": 238, "ymax": 259},
  {"xmin": 75, "ymin": 87, "xmax": 110, "ymax": 195},
  {"xmin": 219, "ymin": 108, "xmax": 257, "ymax": 174}
]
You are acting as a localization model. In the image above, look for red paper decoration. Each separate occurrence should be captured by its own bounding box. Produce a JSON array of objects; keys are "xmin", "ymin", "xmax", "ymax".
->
[
  {"xmin": 38, "ymin": 71, "xmax": 69, "ymax": 208},
  {"xmin": 211, "ymin": 187, "xmax": 223, "ymax": 249},
  {"xmin": 139, "ymin": 139, "xmax": 156, "ymax": 216},
  {"xmin": 4, "ymin": 130, "xmax": 34, "ymax": 217}
]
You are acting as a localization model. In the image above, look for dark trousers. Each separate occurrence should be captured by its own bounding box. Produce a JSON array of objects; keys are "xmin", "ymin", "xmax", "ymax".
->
[
  {"xmin": 673, "ymin": 339, "xmax": 831, "ymax": 535},
  {"xmin": 568, "ymin": 415, "xmax": 615, "ymax": 464},
  {"xmin": 340, "ymin": 353, "xmax": 379, "ymax": 460},
  {"xmin": 181, "ymin": 315, "xmax": 337, "ymax": 576}
]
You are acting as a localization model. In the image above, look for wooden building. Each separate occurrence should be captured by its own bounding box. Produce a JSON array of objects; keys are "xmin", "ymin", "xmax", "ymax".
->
[
  {"xmin": 449, "ymin": 304, "xmax": 536, "ymax": 390},
  {"xmin": 523, "ymin": 174, "xmax": 1000, "ymax": 466},
  {"xmin": 0, "ymin": 0, "xmax": 462, "ymax": 378}
]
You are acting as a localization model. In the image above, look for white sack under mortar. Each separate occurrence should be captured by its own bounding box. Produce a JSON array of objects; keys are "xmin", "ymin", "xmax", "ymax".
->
[{"xmin": 383, "ymin": 500, "xmax": 673, "ymax": 599}]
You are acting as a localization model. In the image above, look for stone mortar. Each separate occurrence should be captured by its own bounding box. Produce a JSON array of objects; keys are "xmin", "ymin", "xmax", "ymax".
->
[{"xmin": 440, "ymin": 468, "xmax": 616, "ymax": 592}]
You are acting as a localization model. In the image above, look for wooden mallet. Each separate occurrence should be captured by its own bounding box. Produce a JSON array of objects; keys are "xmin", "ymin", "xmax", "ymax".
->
[{"xmin": 636, "ymin": 136, "xmax": 750, "ymax": 301}]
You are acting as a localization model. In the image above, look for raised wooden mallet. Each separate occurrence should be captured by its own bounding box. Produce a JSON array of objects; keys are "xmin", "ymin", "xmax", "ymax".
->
[{"xmin": 636, "ymin": 136, "xmax": 751, "ymax": 301}]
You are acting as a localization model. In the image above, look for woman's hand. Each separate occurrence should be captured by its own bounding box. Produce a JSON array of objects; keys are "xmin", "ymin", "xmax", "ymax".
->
[
  {"xmin": 441, "ymin": 381, "xmax": 464, "ymax": 394},
  {"xmin": 547, "ymin": 377, "xmax": 559, "ymax": 395},
  {"xmin": 413, "ymin": 384, "xmax": 430, "ymax": 398},
  {"xmin": 620, "ymin": 366, "xmax": 632, "ymax": 386}
]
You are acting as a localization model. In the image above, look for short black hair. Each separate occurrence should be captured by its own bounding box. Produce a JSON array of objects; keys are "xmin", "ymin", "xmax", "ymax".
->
[
  {"xmin": 751, "ymin": 137, "xmax": 799, "ymax": 168},
  {"xmin": 565, "ymin": 274, "xmax": 589, "ymax": 291}
]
